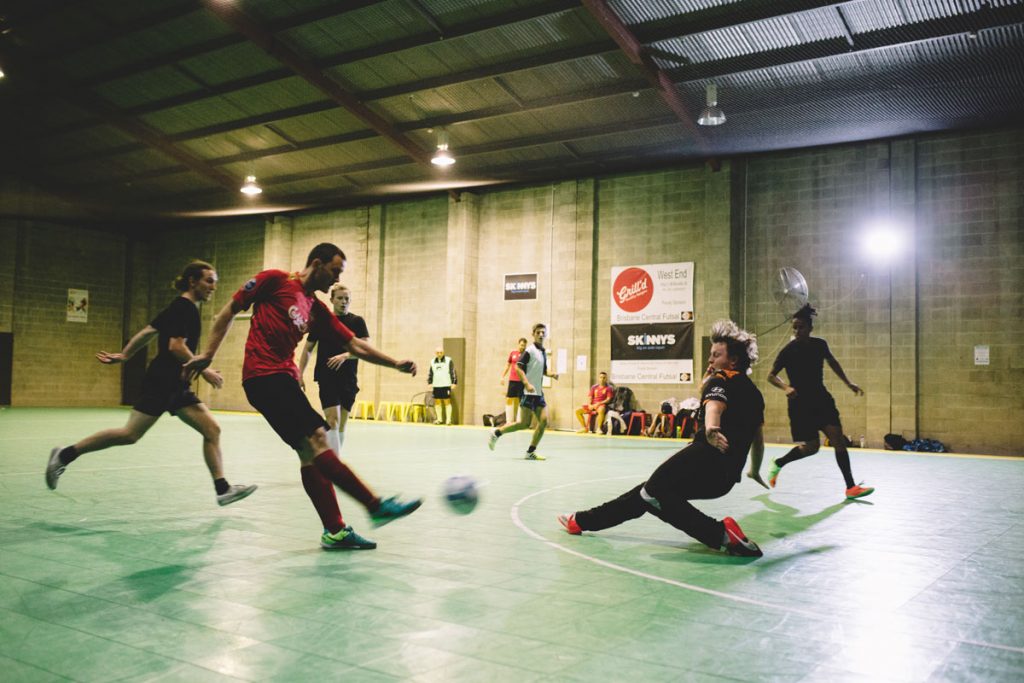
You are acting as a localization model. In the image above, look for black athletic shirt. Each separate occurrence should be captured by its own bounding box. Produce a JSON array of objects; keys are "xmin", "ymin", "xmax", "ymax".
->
[
  {"xmin": 771, "ymin": 337, "xmax": 834, "ymax": 396},
  {"xmin": 309, "ymin": 312, "xmax": 369, "ymax": 385},
  {"xmin": 145, "ymin": 296, "xmax": 200, "ymax": 384},
  {"xmin": 694, "ymin": 369, "xmax": 765, "ymax": 478}
]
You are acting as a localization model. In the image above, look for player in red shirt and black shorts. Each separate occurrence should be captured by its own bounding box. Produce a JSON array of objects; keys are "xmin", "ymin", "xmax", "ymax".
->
[
  {"xmin": 185, "ymin": 243, "xmax": 421, "ymax": 550},
  {"xmin": 500, "ymin": 337, "xmax": 528, "ymax": 424}
]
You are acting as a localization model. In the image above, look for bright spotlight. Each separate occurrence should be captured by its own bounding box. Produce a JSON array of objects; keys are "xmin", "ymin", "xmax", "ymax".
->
[{"xmin": 861, "ymin": 221, "xmax": 908, "ymax": 264}]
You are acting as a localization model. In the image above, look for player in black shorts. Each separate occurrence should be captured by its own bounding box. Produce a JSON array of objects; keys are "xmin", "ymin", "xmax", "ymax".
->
[
  {"xmin": 558, "ymin": 320, "xmax": 767, "ymax": 557},
  {"xmin": 500, "ymin": 337, "xmax": 528, "ymax": 424},
  {"xmin": 45, "ymin": 260, "xmax": 257, "ymax": 506},
  {"xmin": 767, "ymin": 304, "xmax": 874, "ymax": 500},
  {"xmin": 299, "ymin": 284, "xmax": 369, "ymax": 454}
]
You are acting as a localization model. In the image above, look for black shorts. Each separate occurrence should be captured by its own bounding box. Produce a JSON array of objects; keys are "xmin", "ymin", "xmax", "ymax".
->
[
  {"xmin": 133, "ymin": 377, "xmax": 201, "ymax": 417},
  {"xmin": 506, "ymin": 380, "xmax": 524, "ymax": 399},
  {"xmin": 521, "ymin": 394, "xmax": 546, "ymax": 411},
  {"xmin": 244, "ymin": 373, "xmax": 329, "ymax": 449},
  {"xmin": 432, "ymin": 386, "xmax": 451, "ymax": 400},
  {"xmin": 788, "ymin": 392, "xmax": 842, "ymax": 443},
  {"xmin": 317, "ymin": 375, "xmax": 358, "ymax": 412}
]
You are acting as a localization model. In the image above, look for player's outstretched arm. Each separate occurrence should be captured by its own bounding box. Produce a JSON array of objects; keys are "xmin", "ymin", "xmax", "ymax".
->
[
  {"xmin": 345, "ymin": 337, "xmax": 417, "ymax": 377},
  {"xmin": 297, "ymin": 338, "xmax": 317, "ymax": 390},
  {"xmin": 184, "ymin": 300, "xmax": 242, "ymax": 380},
  {"xmin": 746, "ymin": 425, "xmax": 768, "ymax": 489},
  {"xmin": 826, "ymin": 356, "xmax": 863, "ymax": 395},
  {"xmin": 703, "ymin": 400, "xmax": 730, "ymax": 453},
  {"xmin": 96, "ymin": 325, "xmax": 159, "ymax": 364}
]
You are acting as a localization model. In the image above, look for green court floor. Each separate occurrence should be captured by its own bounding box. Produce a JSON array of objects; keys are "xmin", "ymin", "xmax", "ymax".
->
[{"xmin": 1, "ymin": 408, "xmax": 1022, "ymax": 682}]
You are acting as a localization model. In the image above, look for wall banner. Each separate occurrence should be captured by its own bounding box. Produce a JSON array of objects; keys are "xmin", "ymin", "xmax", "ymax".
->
[
  {"xmin": 67, "ymin": 289, "xmax": 89, "ymax": 323},
  {"xmin": 504, "ymin": 273, "xmax": 538, "ymax": 300},
  {"xmin": 610, "ymin": 262, "xmax": 694, "ymax": 384}
]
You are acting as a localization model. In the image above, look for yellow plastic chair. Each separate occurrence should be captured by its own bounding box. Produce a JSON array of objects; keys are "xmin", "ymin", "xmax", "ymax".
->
[{"xmin": 352, "ymin": 400, "xmax": 375, "ymax": 420}]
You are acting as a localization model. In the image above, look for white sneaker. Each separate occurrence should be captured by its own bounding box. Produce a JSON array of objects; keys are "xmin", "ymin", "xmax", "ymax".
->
[
  {"xmin": 45, "ymin": 447, "xmax": 66, "ymax": 490},
  {"xmin": 217, "ymin": 483, "xmax": 258, "ymax": 507}
]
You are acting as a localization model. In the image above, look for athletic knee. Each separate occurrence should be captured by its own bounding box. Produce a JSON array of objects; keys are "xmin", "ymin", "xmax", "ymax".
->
[
  {"xmin": 204, "ymin": 422, "xmax": 221, "ymax": 442},
  {"xmin": 802, "ymin": 442, "xmax": 820, "ymax": 455},
  {"xmin": 118, "ymin": 429, "xmax": 141, "ymax": 445}
]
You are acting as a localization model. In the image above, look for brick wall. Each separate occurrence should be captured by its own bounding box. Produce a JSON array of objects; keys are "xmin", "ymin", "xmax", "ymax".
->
[
  {"xmin": 594, "ymin": 164, "xmax": 733, "ymax": 415},
  {"xmin": 915, "ymin": 129, "xmax": 1024, "ymax": 454},
  {"xmin": 149, "ymin": 219, "xmax": 265, "ymax": 410},
  {"xmin": 0, "ymin": 223, "xmax": 16, "ymax": 332},
  {"xmin": 10, "ymin": 222, "xmax": 128, "ymax": 406},
  {"xmin": 4, "ymin": 127, "xmax": 1022, "ymax": 452},
  {"xmin": 742, "ymin": 143, "xmax": 892, "ymax": 447}
]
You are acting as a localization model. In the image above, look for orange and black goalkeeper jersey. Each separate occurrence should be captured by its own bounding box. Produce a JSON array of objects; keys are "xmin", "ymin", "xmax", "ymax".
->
[{"xmin": 695, "ymin": 369, "xmax": 765, "ymax": 474}]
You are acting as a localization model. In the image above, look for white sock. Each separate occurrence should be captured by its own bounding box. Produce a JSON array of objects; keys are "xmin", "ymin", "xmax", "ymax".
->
[
  {"xmin": 337, "ymin": 430, "xmax": 346, "ymax": 452},
  {"xmin": 326, "ymin": 429, "xmax": 340, "ymax": 453}
]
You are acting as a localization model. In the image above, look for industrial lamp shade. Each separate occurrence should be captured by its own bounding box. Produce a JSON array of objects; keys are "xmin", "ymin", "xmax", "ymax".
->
[
  {"xmin": 431, "ymin": 129, "xmax": 456, "ymax": 166},
  {"xmin": 240, "ymin": 175, "xmax": 263, "ymax": 195},
  {"xmin": 698, "ymin": 83, "xmax": 726, "ymax": 126}
]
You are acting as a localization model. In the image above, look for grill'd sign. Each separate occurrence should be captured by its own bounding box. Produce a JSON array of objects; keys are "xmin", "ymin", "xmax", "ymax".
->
[
  {"xmin": 504, "ymin": 273, "xmax": 538, "ymax": 300},
  {"xmin": 610, "ymin": 262, "xmax": 694, "ymax": 384}
]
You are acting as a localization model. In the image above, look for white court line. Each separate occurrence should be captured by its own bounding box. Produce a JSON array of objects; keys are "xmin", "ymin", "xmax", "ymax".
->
[{"xmin": 510, "ymin": 475, "xmax": 1024, "ymax": 655}]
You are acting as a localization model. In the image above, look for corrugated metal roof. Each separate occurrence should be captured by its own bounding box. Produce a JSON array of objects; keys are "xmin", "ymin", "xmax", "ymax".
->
[
  {"xmin": 610, "ymin": 0, "xmax": 736, "ymax": 25},
  {"xmin": 0, "ymin": 0, "xmax": 1021, "ymax": 218}
]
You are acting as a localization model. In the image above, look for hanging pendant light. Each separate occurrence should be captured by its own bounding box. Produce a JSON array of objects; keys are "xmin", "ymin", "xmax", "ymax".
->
[
  {"xmin": 431, "ymin": 129, "xmax": 456, "ymax": 167},
  {"xmin": 698, "ymin": 83, "xmax": 726, "ymax": 126},
  {"xmin": 240, "ymin": 174, "xmax": 263, "ymax": 195}
]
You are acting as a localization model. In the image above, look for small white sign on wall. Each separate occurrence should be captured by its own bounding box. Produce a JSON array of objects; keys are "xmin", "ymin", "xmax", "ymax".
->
[
  {"xmin": 576, "ymin": 354, "xmax": 587, "ymax": 371},
  {"xmin": 974, "ymin": 345, "xmax": 990, "ymax": 366},
  {"xmin": 67, "ymin": 289, "xmax": 89, "ymax": 323}
]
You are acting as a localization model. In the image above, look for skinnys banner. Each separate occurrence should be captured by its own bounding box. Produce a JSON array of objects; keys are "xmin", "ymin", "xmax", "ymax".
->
[{"xmin": 610, "ymin": 263, "xmax": 694, "ymax": 384}]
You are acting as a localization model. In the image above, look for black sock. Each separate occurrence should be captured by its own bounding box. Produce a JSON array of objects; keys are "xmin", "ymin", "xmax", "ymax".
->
[
  {"xmin": 775, "ymin": 445, "xmax": 809, "ymax": 468},
  {"xmin": 834, "ymin": 451, "xmax": 856, "ymax": 489},
  {"xmin": 214, "ymin": 478, "xmax": 230, "ymax": 495},
  {"xmin": 59, "ymin": 446, "xmax": 80, "ymax": 466},
  {"xmin": 527, "ymin": 445, "xmax": 536, "ymax": 453},
  {"xmin": 493, "ymin": 429, "xmax": 501, "ymax": 438}
]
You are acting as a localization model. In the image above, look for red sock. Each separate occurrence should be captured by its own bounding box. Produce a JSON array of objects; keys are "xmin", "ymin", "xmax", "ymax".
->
[
  {"xmin": 313, "ymin": 450, "xmax": 379, "ymax": 510},
  {"xmin": 300, "ymin": 465, "xmax": 344, "ymax": 533}
]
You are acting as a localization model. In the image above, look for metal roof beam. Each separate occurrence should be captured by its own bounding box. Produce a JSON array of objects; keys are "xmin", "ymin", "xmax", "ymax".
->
[
  {"xmin": 40, "ymin": 3, "xmax": 1024, "ymax": 176},
  {"xmin": 52, "ymin": 78, "xmax": 649, "ymax": 171},
  {"xmin": 143, "ymin": 113, "xmax": 685, "ymax": 203},
  {"xmin": 580, "ymin": 0, "xmax": 705, "ymax": 150},
  {"xmin": 201, "ymin": 0, "xmax": 433, "ymax": 166},
  {"xmin": 0, "ymin": 43, "xmax": 239, "ymax": 192},
  {"xmin": 75, "ymin": 0, "xmax": 388, "ymax": 87},
  {"xmin": 664, "ymin": 7, "xmax": 1024, "ymax": 84}
]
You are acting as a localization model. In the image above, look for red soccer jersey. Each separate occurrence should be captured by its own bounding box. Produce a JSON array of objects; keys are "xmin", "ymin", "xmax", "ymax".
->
[
  {"xmin": 232, "ymin": 270, "xmax": 354, "ymax": 381},
  {"xmin": 590, "ymin": 383, "xmax": 614, "ymax": 404},
  {"xmin": 507, "ymin": 350, "xmax": 522, "ymax": 381}
]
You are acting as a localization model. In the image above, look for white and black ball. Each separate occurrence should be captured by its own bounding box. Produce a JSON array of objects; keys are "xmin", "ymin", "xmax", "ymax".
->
[{"xmin": 442, "ymin": 475, "xmax": 479, "ymax": 514}]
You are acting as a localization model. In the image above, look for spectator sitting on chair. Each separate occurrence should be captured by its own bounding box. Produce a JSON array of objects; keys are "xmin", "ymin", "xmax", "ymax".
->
[
  {"xmin": 647, "ymin": 400, "xmax": 676, "ymax": 437},
  {"xmin": 575, "ymin": 372, "xmax": 614, "ymax": 433}
]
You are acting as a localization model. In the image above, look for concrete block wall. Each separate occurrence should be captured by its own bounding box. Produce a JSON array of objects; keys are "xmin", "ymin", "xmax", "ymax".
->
[
  {"xmin": 150, "ymin": 219, "xmax": 265, "ymax": 410},
  {"xmin": 3, "ymin": 126, "xmax": 1022, "ymax": 453},
  {"xmin": 472, "ymin": 181, "xmax": 591, "ymax": 431},
  {"xmin": 374, "ymin": 198, "xmax": 451, "ymax": 410},
  {"xmin": 915, "ymin": 129, "xmax": 1024, "ymax": 454},
  {"xmin": 0, "ymin": 223, "xmax": 16, "ymax": 332},
  {"xmin": 594, "ymin": 164, "xmax": 733, "ymax": 416},
  {"xmin": 741, "ymin": 143, "xmax": 893, "ymax": 447},
  {"xmin": 10, "ymin": 222, "xmax": 128, "ymax": 406}
]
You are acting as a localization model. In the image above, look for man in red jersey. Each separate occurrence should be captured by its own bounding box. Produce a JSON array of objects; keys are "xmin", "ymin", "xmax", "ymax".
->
[
  {"xmin": 574, "ymin": 371, "xmax": 614, "ymax": 433},
  {"xmin": 185, "ymin": 243, "xmax": 421, "ymax": 550}
]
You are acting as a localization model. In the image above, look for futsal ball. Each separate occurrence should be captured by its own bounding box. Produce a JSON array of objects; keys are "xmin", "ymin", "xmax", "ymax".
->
[{"xmin": 442, "ymin": 475, "xmax": 479, "ymax": 514}]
